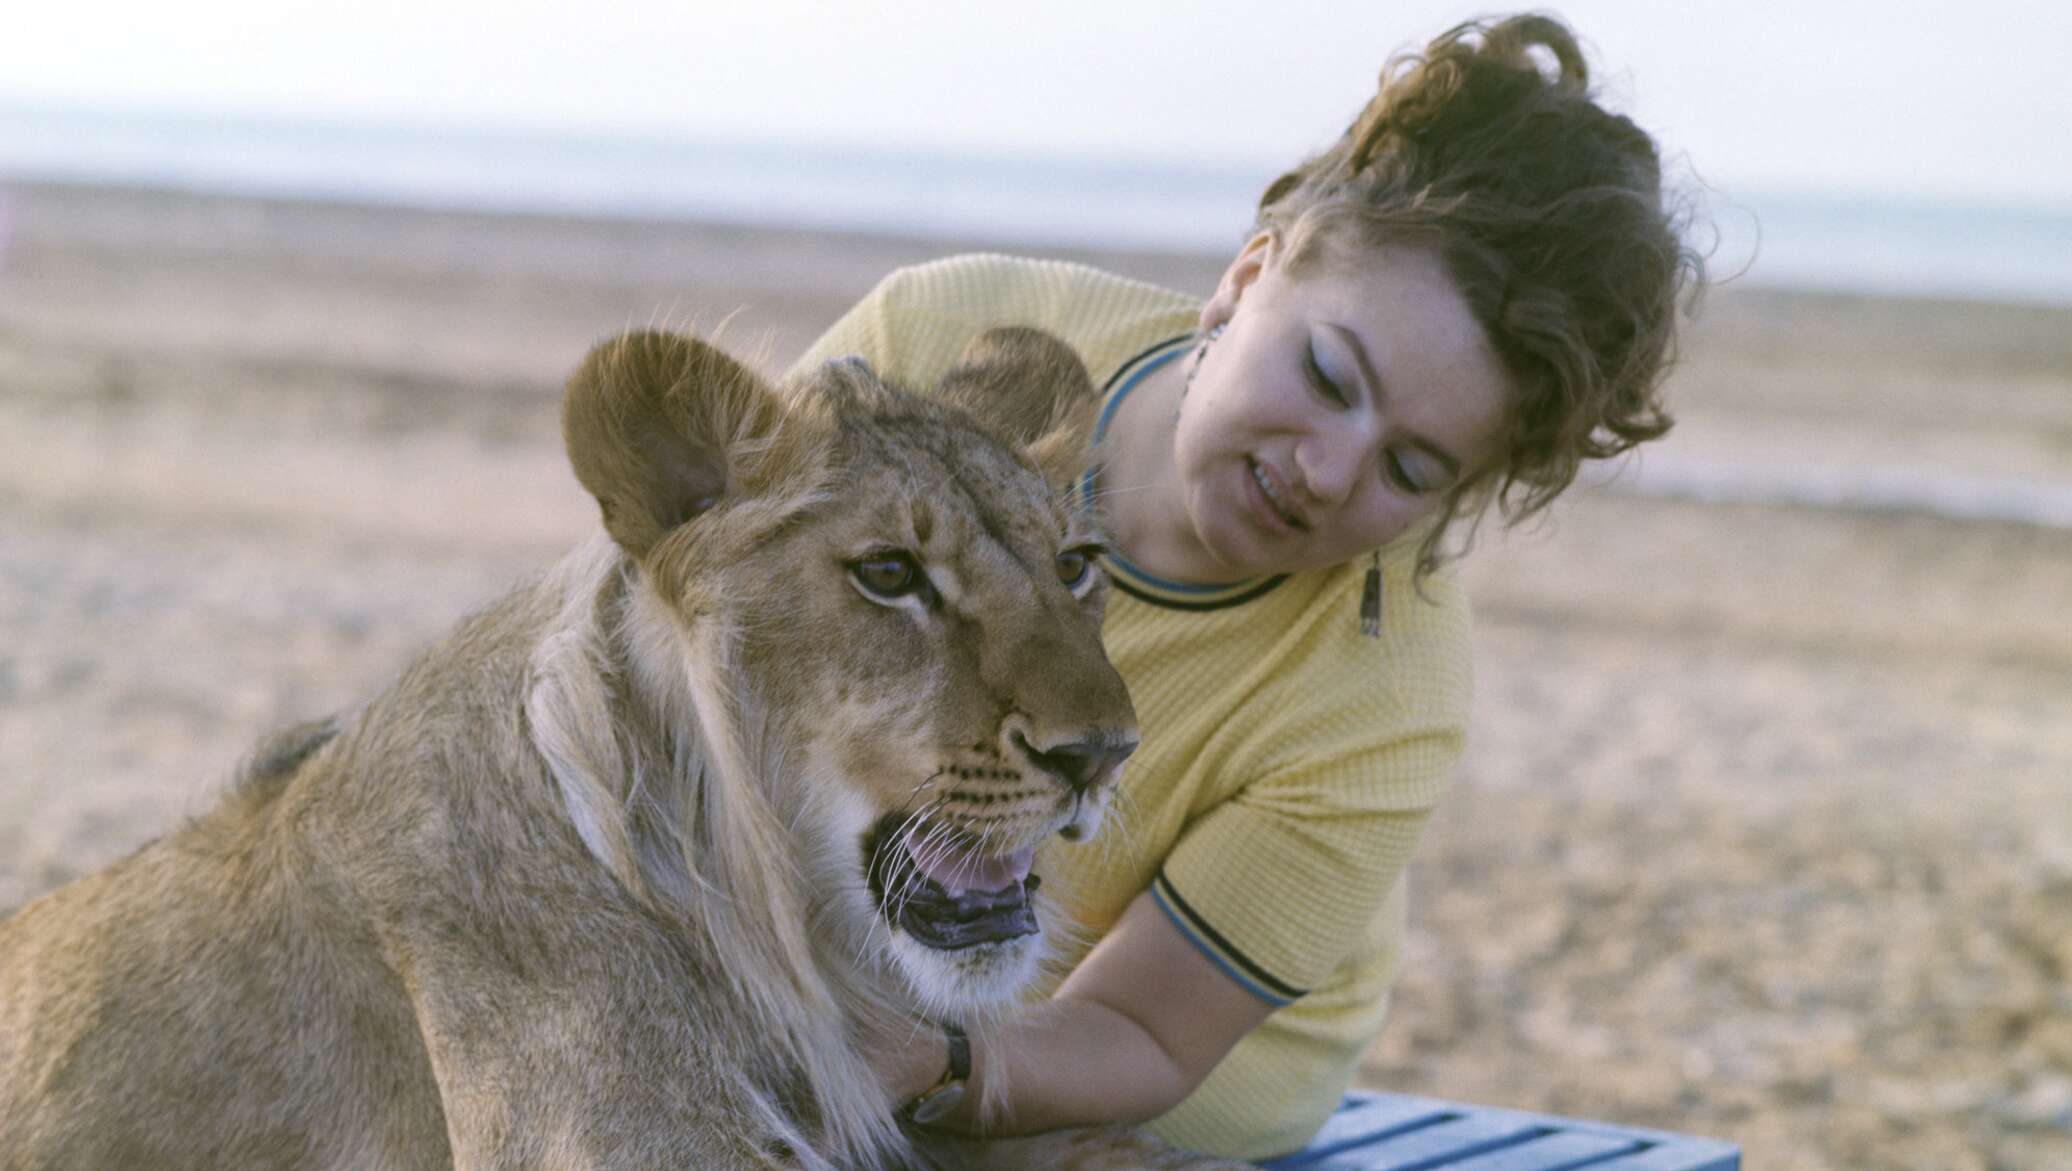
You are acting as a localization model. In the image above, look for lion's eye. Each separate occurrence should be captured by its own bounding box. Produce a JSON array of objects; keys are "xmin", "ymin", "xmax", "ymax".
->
[
  {"xmin": 1056, "ymin": 546, "xmax": 1101, "ymax": 590},
  {"xmin": 851, "ymin": 552, "xmax": 924, "ymax": 600}
]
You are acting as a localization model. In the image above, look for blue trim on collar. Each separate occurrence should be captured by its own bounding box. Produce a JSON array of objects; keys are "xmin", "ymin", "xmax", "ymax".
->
[
  {"xmin": 1105, "ymin": 547, "xmax": 1245, "ymax": 595},
  {"xmin": 1079, "ymin": 336, "xmax": 1193, "ymax": 508}
]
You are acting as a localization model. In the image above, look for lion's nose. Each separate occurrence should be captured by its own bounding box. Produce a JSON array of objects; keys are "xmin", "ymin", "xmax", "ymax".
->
[{"xmin": 1012, "ymin": 732, "xmax": 1138, "ymax": 793}]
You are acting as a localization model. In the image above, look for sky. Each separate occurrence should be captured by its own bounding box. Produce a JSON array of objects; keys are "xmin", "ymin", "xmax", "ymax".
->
[{"xmin": 0, "ymin": 0, "xmax": 2067, "ymax": 212}]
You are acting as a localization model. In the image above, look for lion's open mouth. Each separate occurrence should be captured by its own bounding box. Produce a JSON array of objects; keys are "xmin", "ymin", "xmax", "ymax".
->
[{"xmin": 865, "ymin": 815, "xmax": 1041, "ymax": 950}]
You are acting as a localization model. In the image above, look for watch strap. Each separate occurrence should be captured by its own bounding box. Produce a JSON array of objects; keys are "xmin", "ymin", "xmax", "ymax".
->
[{"xmin": 903, "ymin": 1020, "xmax": 970, "ymax": 1125}]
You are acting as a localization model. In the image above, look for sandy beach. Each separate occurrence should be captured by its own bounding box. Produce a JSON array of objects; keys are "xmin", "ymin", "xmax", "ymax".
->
[{"xmin": 2, "ymin": 180, "xmax": 2068, "ymax": 1170}]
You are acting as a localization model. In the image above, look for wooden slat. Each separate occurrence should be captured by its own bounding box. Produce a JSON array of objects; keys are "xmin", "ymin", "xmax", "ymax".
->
[
  {"xmin": 1434, "ymin": 1130, "xmax": 1642, "ymax": 1170},
  {"xmin": 1262, "ymin": 1095, "xmax": 1460, "ymax": 1168},
  {"xmin": 1262, "ymin": 1093, "xmax": 1739, "ymax": 1171},
  {"xmin": 1585, "ymin": 1141, "xmax": 1741, "ymax": 1171},
  {"xmin": 1332, "ymin": 1113, "xmax": 1546, "ymax": 1171}
]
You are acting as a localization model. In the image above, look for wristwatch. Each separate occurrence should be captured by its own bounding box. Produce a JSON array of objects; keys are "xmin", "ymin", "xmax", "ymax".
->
[{"xmin": 902, "ymin": 1021, "xmax": 970, "ymax": 1126}]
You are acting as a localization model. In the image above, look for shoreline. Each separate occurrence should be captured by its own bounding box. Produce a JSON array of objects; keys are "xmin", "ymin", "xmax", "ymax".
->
[
  {"xmin": 11, "ymin": 175, "xmax": 2072, "ymax": 312},
  {"xmin": 9, "ymin": 178, "xmax": 2072, "ymax": 534}
]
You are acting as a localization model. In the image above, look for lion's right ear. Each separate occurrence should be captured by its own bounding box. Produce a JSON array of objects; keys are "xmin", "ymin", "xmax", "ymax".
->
[
  {"xmin": 933, "ymin": 327, "xmax": 1100, "ymax": 490},
  {"xmin": 562, "ymin": 330, "xmax": 786, "ymax": 558}
]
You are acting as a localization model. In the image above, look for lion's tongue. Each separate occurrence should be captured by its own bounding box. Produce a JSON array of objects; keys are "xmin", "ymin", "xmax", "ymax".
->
[{"xmin": 913, "ymin": 844, "xmax": 1035, "ymax": 897}]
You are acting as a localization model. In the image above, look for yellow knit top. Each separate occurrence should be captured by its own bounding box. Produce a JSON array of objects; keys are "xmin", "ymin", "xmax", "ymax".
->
[{"xmin": 787, "ymin": 254, "xmax": 1471, "ymax": 1161}]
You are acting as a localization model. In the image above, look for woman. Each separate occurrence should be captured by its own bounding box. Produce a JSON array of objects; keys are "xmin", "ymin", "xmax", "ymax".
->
[{"xmin": 788, "ymin": 14, "xmax": 1700, "ymax": 1162}]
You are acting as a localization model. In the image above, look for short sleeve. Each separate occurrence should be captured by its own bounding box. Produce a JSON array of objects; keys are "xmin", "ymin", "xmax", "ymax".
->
[
  {"xmin": 1137, "ymin": 556, "xmax": 1473, "ymax": 1006},
  {"xmin": 1151, "ymin": 720, "xmax": 1461, "ymax": 1004}
]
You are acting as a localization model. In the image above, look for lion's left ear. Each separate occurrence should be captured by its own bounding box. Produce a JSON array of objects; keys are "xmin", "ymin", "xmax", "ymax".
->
[{"xmin": 933, "ymin": 327, "xmax": 1100, "ymax": 489}]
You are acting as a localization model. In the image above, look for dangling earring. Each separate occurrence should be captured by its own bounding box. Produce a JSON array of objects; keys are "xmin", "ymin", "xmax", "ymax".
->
[
  {"xmin": 1182, "ymin": 323, "xmax": 1224, "ymax": 399},
  {"xmin": 1359, "ymin": 550, "xmax": 1382, "ymax": 638}
]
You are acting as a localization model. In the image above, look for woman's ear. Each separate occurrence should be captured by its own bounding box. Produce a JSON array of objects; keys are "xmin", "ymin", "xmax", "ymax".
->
[{"xmin": 1200, "ymin": 231, "xmax": 1278, "ymax": 333}]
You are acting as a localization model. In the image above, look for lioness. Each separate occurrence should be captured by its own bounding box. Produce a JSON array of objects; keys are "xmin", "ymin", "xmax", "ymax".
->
[{"xmin": 0, "ymin": 328, "xmax": 1244, "ymax": 1170}]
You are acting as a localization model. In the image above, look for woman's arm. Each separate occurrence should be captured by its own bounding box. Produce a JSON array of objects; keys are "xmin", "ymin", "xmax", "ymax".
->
[{"xmin": 888, "ymin": 887, "xmax": 1277, "ymax": 1135}]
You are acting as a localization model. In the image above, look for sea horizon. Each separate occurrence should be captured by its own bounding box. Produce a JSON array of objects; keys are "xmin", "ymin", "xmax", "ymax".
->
[{"xmin": 3, "ymin": 103, "xmax": 2071, "ymax": 310}]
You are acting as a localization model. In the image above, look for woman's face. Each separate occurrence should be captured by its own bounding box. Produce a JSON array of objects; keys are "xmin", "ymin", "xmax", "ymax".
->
[{"xmin": 1168, "ymin": 233, "xmax": 1510, "ymax": 579}]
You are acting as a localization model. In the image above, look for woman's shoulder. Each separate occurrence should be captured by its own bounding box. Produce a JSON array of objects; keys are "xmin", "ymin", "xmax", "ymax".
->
[
  {"xmin": 867, "ymin": 252, "xmax": 1192, "ymax": 312},
  {"xmin": 852, "ymin": 254, "xmax": 1200, "ymax": 385}
]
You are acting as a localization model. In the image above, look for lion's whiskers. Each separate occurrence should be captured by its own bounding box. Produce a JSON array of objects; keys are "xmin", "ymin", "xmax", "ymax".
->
[{"xmin": 1092, "ymin": 783, "xmax": 1151, "ymax": 871}]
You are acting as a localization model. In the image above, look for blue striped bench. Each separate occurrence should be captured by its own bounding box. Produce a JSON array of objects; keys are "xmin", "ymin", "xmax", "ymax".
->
[{"xmin": 1260, "ymin": 1091, "xmax": 1741, "ymax": 1170}]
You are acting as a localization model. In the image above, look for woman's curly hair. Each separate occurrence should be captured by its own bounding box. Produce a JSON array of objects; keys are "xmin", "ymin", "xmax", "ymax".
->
[{"xmin": 1256, "ymin": 13, "xmax": 1705, "ymax": 576}]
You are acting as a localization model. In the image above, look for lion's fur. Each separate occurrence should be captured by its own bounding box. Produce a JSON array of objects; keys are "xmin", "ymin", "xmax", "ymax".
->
[{"xmin": 0, "ymin": 327, "xmax": 1241, "ymax": 1170}]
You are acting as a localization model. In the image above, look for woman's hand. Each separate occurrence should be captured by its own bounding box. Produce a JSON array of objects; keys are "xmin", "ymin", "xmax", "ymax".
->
[{"xmin": 898, "ymin": 888, "xmax": 1277, "ymax": 1137}]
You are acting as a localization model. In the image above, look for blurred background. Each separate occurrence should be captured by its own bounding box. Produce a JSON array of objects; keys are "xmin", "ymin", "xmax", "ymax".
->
[{"xmin": 1, "ymin": 3, "xmax": 2067, "ymax": 1168}]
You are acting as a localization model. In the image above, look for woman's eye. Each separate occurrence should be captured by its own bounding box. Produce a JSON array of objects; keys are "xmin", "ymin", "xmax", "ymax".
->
[
  {"xmin": 1305, "ymin": 348, "xmax": 1348, "ymax": 406},
  {"xmin": 851, "ymin": 552, "xmax": 923, "ymax": 599},
  {"xmin": 1384, "ymin": 450, "xmax": 1431, "ymax": 496},
  {"xmin": 1055, "ymin": 547, "xmax": 1097, "ymax": 589}
]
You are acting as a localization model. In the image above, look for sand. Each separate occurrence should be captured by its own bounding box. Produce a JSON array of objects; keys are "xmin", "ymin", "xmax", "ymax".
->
[{"xmin": 2, "ymin": 180, "xmax": 2068, "ymax": 1170}]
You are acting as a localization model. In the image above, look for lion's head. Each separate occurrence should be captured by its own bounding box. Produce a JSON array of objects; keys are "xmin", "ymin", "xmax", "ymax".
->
[{"xmin": 553, "ymin": 326, "xmax": 1135, "ymax": 1016}]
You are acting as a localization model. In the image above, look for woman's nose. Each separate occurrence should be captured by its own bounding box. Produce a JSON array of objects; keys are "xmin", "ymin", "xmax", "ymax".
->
[{"xmin": 1297, "ymin": 426, "xmax": 1370, "ymax": 508}]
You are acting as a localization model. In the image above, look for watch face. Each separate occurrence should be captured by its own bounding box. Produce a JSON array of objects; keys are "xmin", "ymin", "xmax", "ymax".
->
[{"xmin": 909, "ymin": 1081, "xmax": 968, "ymax": 1125}]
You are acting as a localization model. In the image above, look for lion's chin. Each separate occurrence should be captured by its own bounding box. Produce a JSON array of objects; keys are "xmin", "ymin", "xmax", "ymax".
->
[{"xmin": 887, "ymin": 930, "xmax": 1046, "ymax": 1015}]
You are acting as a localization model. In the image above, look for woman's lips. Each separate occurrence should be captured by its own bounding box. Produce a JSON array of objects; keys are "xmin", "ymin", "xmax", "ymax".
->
[{"xmin": 1244, "ymin": 457, "xmax": 1309, "ymax": 533}]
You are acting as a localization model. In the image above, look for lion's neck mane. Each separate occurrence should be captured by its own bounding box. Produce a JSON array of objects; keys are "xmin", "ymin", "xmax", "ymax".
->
[{"xmin": 523, "ymin": 537, "xmax": 911, "ymax": 1170}]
